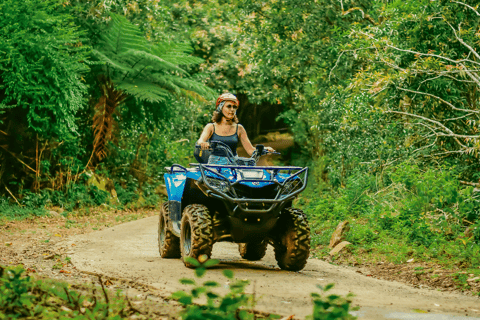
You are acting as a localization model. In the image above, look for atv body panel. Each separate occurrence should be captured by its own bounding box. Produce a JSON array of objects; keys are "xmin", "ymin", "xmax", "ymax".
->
[{"xmin": 164, "ymin": 163, "xmax": 307, "ymax": 242}]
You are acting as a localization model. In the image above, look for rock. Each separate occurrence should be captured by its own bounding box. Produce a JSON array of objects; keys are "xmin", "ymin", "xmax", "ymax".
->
[
  {"xmin": 329, "ymin": 221, "xmax": 350, "ymax": 248},
  {"xmin": 85, "ymin": 170, "xmax": 119, "ymax": 204},
  {"xmin": 329, "ymin": 241, "xmax": 352, "ymax": 256},
  {"xmin": 467, "ymin": 277, "xmax": 480, "ymax": 283}
]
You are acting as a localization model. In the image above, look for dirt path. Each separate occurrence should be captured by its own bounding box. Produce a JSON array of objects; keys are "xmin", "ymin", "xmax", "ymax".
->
[{"xmin": 60, "ymin": 216, "xmax": 480, "ymax": 320}]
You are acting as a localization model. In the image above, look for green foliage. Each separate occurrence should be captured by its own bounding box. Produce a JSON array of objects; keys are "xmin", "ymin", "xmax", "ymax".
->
[
  {"xmin": 171, "ymin": 256, "xmax": 270, "ymax": 320},
  {"xmin": 308, "ymin": 284, "xmax": 357, "ymax": 320},
  {"xmin": 346, "ymin": 0, "xmax": 480, "ymax": 165},
  {"xmin": 0, "ymin": 0, "xmax": 89, "ymax": 137},
  {"xmin": 173, "ymin": 257, "xmax": 358, "ymax": 319},
  {"xmin": 304, "ymin": 161, "xmax": 480, "ymax": 269},
  {"xmin": 0, "ymin": 198, "xmax": 48, "ymax": 221},
  {"xmin": 92, "ymin": 12, "xmax": 215, "ymax": 103},
  {"xmin": 0, "ymin": 0, "xmax": 91, "ymax": 195},
  {"xmin": 0, "ymin": 265, "xmax": 136, "ymax": 319}
]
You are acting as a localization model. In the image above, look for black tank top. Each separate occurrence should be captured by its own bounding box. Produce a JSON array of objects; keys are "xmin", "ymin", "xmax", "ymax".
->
[{"xmin": 209, "ymin": 124, "xmax": 239, "ymax": 156}]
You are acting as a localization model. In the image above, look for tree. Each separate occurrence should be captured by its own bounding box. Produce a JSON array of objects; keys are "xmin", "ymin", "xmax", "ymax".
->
[
  {"xmin": 90, "ymin": 13, "xmax": 215, "ymax": 162},
  {"xmin": 0, "ymin": 0, "xmax": 90, "ymax": 193},
  {"xmin": 347, "ymin": 0, "xmax": 480, "ymax": 177}
]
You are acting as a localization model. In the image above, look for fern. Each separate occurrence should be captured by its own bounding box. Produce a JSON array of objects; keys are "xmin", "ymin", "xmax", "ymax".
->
[
  {"xmin": 90, "ymin": 12, "xmax": 216, "ymax": 163},
  {"xmin": 116, "ymin": 81, "xmax": 170, "ymax": 103},
  {"xmin": 94, "ymin": 12, "xmax": 216, "ymax": 101}
]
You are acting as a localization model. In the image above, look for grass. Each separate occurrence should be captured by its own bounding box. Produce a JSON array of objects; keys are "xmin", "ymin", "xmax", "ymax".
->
[{"xmin": 297, "ymin": 167, "xmax": 480, "ymax": 295}]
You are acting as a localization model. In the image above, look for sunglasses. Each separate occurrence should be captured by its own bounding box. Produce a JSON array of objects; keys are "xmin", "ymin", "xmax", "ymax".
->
[{"xmin": 224, "ymin": 104, "xmax": 238, "ymax": 110}]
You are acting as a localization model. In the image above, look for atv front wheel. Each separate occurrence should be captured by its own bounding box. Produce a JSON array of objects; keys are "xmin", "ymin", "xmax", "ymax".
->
[
  {"xmin": 180, "ymin": 204, "xmax": 213, "ymax": 268},
  {"xmin": 158, "ymin": 202, "xmax": 181, "ymax": 258},
  {"xmin": 238, "ymin": 241, "xmax": 268, "ymax": 261},
  {"xmin": 273, "ymin": 208, "xmax": 310, "ymax": 271}
]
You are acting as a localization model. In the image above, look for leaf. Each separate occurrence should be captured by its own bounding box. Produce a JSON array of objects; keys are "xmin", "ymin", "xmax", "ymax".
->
[
  {"xmin": 191, "ymin": 287, "xmax": 206, "ymax": 298},
  {"xmin": 223, "ymin": 269, "xmax": 234, "ymax": 279},
  {"xmin": 184, "ymin": 257, "xmax": 201, "ymax": 267},
  {"xmin": 238, "ymin": 309, "xmax": 253, "ymax": 320},
  {"xmin": 179, "ymin": 278, "xmax": 196, "ymax": 285},
  {"xmin": 178, "ymin": 296, "xmax": 193, "ymax": 305},
  {"xmin": 195, "ymin": 267, "xmax": 207, "ymax": 278},
  {"xmin": 206, "ymin": 292, "xmax": 220, "ymax": 299},
  {"xmin": 324, "ymin": 283, "xmax": 335, "ymax": 291},
  {"xmin": 171, "ymin": 291, "xmax": 189, "ymax": 300},
  {"xmin": 203, "ymin": 281, "xmax": 220, "ymax": 287},
  {"xmin": 203, "ymin": 259, "xmax": 220, "ymax": 268}
]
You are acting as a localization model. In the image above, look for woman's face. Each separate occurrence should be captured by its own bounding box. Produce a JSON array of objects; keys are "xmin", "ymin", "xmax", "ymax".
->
[{"xmin": 222, "ymin": 101, "xmax": 238, "ymax": 119}]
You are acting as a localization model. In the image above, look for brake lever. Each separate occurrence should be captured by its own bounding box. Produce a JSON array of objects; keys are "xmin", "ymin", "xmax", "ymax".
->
[{"xmin": 262, "ymin": 150, "xmax": 281, "ymax": 155}]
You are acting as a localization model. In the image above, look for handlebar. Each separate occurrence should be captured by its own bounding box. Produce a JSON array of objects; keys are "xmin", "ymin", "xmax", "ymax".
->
[{"xmin": 195, "ymin": 141, "xmax": 281, "ymax": 156}]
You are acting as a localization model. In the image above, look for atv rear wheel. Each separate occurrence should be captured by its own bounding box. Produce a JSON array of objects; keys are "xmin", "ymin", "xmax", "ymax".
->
[
  {"xmin": 238, "ymin": 241, "xmax": 268, "ymax": 261},
  {"xmin": 273, "ymin": 208, "xmax": 310, "ymax": 271},
  {"xmin": 180, "ymin": 204, "xmax": 213, "ymax": 268},
  {"xmin": 158, "ymin": 202, "xmax": 181, "ymax": 258}
]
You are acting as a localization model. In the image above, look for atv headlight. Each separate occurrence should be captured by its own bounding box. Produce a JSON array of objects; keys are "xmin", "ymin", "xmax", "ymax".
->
[
  {"xmin": 206, "ymin": 177, "xmax": 230, "ymax": 193},
  {"xmin": 238, "ymin": 169, "xmax": 264, "ymax": 180}
]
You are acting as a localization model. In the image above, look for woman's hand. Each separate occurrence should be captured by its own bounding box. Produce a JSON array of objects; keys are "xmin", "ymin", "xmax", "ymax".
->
[
  {"xmin": 265, "ymin": 146, "xmax": 275, "ymax": 153},
  {"xmin": 199, "ymin": 141, "xmax": 210, "ymax": 150}
]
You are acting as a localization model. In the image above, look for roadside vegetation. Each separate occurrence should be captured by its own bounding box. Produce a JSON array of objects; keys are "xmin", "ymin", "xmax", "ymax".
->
[{"xmin": 1, "ymin": 259, "xmax": 356, "ymax": 320}]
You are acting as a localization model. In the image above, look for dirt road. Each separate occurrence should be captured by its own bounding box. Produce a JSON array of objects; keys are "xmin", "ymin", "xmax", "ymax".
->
[{"xmin": 60, "ymin": 215, "xmax": 480, "ymax": 319}]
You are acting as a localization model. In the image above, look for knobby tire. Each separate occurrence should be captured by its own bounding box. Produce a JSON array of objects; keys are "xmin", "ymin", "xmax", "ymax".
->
[
  {"xmin": 273, "ymin": 207, "xmax": 311, "ymax": 271},
  {"xmin": 158, "ymin": 202, "xmax": 181, "ymax": 258},
  {"xmin": 180, "ymin": 204, "xmax": 213, "ymax": 268},
  {"xmin": 238, "ymin": 241, "xmax": 268, "ymax": 261}
]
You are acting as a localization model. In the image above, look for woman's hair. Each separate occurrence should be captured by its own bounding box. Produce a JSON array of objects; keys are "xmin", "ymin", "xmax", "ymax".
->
[{"xmin": 211, "ymin": 110, "xmax": 239, "ymax": 124}]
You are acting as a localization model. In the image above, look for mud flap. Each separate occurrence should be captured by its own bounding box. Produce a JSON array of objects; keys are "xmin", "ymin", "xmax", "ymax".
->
[{"xmin": 168, "ymin": 200, "xmax": 182, "ymax": 237}]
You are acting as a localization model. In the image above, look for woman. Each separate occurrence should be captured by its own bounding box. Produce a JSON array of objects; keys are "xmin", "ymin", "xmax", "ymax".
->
[{"xmin": 197, "ymin": 93, "xmax": 274, "ymax": 164}]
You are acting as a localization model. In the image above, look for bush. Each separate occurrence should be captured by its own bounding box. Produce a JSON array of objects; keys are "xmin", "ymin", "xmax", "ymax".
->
[
  {"xmin": 0, "ymin": 265, "xmax": 136, "ymax": 319},
  {"xmin": 172, "ymin": 256, "xmax": 358, "ymax": 320},
  {"xmin": 309, "ymin": 284, "xmax": 358, "ymax": 320}
]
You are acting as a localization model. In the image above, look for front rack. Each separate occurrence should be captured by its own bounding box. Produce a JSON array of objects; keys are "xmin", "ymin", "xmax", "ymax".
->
[{"xmin": 197, "ymin": 163, "xmax": 308, "ymax": 213}]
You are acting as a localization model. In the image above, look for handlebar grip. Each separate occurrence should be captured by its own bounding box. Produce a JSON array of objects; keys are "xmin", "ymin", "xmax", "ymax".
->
[{"xmin": 195, "ymin": 144, "xmax": 213, "ymax": 151}]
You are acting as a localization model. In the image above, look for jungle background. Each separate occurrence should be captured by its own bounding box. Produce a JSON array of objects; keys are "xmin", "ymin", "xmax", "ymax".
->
[{"xmin": 1, "ymin": 0, "xmax": 480, "ymax": 296}]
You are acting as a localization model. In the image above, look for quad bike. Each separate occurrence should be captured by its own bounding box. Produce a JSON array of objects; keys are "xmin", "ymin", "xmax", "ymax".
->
[{"xmin": 158, "ymin": 141, "xmax": 311, "ymax": 271}]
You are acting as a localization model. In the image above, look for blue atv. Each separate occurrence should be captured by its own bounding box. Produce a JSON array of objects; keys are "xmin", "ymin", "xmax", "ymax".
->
[{"xmin": 159, "ymin": 141, "xmax": 311, "ymax": 271}]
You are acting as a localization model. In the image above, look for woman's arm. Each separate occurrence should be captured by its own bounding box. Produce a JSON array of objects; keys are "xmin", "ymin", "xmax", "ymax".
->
[
  {"xmin": 238, "ymin": 125, "xmax": 256, "ymax": 156},
  {"xmin": 197, "ymin": 123, "xmax": 214, "ymax": 150}
]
